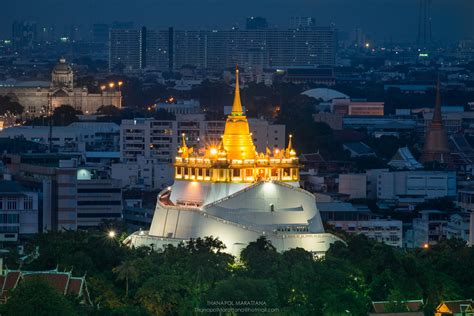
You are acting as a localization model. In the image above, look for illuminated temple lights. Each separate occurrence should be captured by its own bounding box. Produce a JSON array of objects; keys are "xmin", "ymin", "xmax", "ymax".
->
[{"xmin": 174, "ymin": 66, "xmax": 299, "ymax": 183}]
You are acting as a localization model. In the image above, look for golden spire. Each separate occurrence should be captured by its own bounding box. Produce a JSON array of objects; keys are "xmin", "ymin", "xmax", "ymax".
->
[
  {"xmin": 286, "ymin": 134, "xmax": 296, "ymax": 157},
  {"xmin": 217, "ymin": 138, "xmax": 227, "ymax": 159},
  {"xmin": 179, "ymin": 133, "xmax": 191, "ymax": 158},
  {"xmin": 287, "ymin": 134, "xmax": 293, "ymax": 151},
  {"xmin": 231, "ymin": 65, "xmax": 243, "ymax": 116},
  {"xmin": 181, "ymin": 133, "xmax": 187, "ymax": 149}
]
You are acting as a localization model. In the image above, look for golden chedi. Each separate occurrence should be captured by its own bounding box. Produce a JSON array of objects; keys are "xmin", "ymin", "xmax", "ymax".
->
[{"xmin": 174, "ymin": 66, "xmax": 299, "ymax": 184}]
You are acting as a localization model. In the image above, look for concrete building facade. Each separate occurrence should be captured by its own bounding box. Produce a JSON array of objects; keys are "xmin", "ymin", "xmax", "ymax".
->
[
  {"xmin": 338, "ymin": 173, "xmax": 367, "ymax": 199},
  {"xmin": 377, "ymin": 171, "xmax": 456, "ymax": 202},
  {"xmin": 0, "ymin": 180, "xmax": 39, "ymax": 243},
  {"xmin": 5, "ymin": 154, "xmax": 122, "ymax": 231},
  {"xmin": 318, "ymin": 202, "xmax": 403, "ymax": 247}
]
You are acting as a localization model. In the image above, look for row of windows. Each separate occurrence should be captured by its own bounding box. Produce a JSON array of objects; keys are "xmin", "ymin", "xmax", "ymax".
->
[
  {"xmin": 276, "ymin": 226, "xmax": 309, "ymax": 232},
  {"xmin": 77, "ymin": 188, "xmax": 121, "ymax": 193},
  {"xmin": 176, "ymin": 167, "xmax": 296, "ymax": 178},
  {"xmin": 77, "ymin": 213, "xmax": 121, "ymax": 218},
  {"xmin": 77, "ymin": 201, "xmax": 121, "ymax": 206},
  {"xmin": 0, "ymin": 214, "xmax": 19, "ymax": 224},
  {"xmin": 0, "ymin": 197, "xmax": 33, "ymax": 211},
  {"xmin": 0, "ymin": 226, "xmax": 19, "ymax": 233}
]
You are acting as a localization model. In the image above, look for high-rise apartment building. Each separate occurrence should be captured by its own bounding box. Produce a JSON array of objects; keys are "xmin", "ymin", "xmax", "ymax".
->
[
  {"xmin": 109, "ymin": 27, "xmax": 337, "ymax": 72},
  {"xmin": 145, "ymin": 29, "xmax": 170, "ymax": 71},
  {"xmin": 109, "ymin": 28, "xmax": 144, "ymax": 71}
]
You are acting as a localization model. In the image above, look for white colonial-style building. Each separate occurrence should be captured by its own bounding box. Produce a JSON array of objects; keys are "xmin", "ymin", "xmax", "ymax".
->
[{"xmin": 0, "ymin": 58, "xmax": 121, "ymax": 117}]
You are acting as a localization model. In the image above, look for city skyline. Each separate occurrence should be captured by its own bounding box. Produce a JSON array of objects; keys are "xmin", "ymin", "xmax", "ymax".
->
[
  {"xmin": 1, "ymin": 0, "xmax": 473, "ymax": 42},
  {"xmin": 1, "ymin": 1, "xmax": 474, "ymax": 314}
]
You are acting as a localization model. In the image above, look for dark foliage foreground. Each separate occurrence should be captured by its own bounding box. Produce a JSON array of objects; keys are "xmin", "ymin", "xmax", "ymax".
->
[{"xmin": 3, "ymin": 230, "xmax": 473, "ymax": 315}]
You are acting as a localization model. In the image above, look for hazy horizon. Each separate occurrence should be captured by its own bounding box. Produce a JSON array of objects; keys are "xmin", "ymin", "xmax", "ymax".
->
[{"xmin": 1, "ymin": 0, "xmax": 473, "ymax": 43}]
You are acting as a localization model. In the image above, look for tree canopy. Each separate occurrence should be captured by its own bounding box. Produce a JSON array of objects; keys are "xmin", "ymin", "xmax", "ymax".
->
[
  {"xmin": 4, "ymin": 227, "xmax": 473, "ymax": 315},
  {"xmin": 5, "ymin": 278, "xmax": 77, "ymax": 316}
]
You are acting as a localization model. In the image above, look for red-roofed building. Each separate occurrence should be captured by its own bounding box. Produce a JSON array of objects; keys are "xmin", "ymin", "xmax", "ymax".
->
[
  {"xmin": 0, "ymin": 268, "xmax": 91, "ymax": 305},
  {"xmin": 370, "ymin": 299, "xmax": 424, "ymax": 315}
]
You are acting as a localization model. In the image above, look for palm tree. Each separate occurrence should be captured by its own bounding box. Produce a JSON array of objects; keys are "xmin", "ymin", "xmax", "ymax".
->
[{"xmin": 113, "ymin": 260, "xmax": 139, "ymax": 297}]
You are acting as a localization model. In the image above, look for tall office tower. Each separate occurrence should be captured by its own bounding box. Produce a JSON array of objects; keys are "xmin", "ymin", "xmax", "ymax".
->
[
  {"xmin": 109, "ymin": 27, "xmax": 146, "ymax": 71},
  {"xmin": 246, "ymin": 17, "xmax": 268, "ymax": 30},
  {"xmin": 12, "ymin": 20, "xmax": 37, "ymax": 51},
  {"xmin": 92, "ymin": 24, "xmax": 110, "ymax": 44},
  {"xmin": 289, "ymin": 16, "xmax": 316, "ymax": 30}
]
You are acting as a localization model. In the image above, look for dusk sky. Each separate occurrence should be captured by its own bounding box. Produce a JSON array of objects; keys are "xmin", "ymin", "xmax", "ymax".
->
[{"xmin": 1, "ymin": 0, "xmax": 473, "ymax": 42}]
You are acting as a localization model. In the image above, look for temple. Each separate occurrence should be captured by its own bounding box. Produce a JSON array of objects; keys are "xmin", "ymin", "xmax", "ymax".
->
[
  {"xmin": 420, "ymin": 78, "xmax": 452, "ymax": 166},
  {"xmin": 174, "ymin": 68, "xmax": 298, "ymax": 190},
  {"xmin": 125, "ymin": 67, "xmax": 340, "ymax": 256}
]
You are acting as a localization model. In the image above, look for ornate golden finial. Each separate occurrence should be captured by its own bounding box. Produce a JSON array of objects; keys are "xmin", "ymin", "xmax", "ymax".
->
[
  {"xmin": 179, "ymin": 133, "xmax": 190, "ymax": 158},
  {"xmin": 266, "ymin": 147, "xmax": 271, "ymax": 157},
  {"xmin": 181, "ymin": 133, "xmax": 187, "ymax": 149},
  {"xmin": 287, "ymin": 134, "xmax": 293, "ymax": 151},
  {"xmin": 231, "ymin": 65, "xmax": 244, "ymax": 116},
  {"xmin": 218, "ymin": 139, "xmax": 225, "ymax": 152},
  {"xmin": 218, "ymin": 140, "xmax": 227, "ymax": 157},
  {"xmin": 287, "ymin": 134, "xmax": 296, "ymax": 157}
]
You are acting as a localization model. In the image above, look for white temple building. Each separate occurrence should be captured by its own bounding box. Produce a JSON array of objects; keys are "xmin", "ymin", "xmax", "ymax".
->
[{"xmin": 125, "ymin": 67, "xmax": 341, "ymax": 256}]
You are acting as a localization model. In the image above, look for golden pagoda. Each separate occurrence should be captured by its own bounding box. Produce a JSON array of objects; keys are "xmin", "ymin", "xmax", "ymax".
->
[{"xmin": 174, "ymin": 66, "xmax": 299, "ymax": 183}]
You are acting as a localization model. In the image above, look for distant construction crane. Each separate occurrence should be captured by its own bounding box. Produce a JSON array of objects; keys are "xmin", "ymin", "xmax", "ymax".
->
[{"xmin": 417, "ymin": 0, "xmax": 432, "ymax": 46}]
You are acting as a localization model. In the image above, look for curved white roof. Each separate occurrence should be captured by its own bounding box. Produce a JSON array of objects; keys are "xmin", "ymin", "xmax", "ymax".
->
[
  {"xmin": 139, "ymin": 180, "xmax": 337, "ymax": 256},
  {"xmin": 301, "ymin": 88, "xmax": 349, "ymax": 102}
]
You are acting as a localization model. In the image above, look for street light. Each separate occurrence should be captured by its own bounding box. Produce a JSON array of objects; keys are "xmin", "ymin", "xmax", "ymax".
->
[
  {"xmin": 109, "ymin": 82, "xmax": 115, "ymax": 89},
  {"xmin": 108, "ymin": 230, "xmax": 116, "ymax": 238}
]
